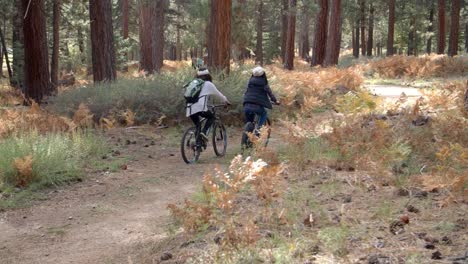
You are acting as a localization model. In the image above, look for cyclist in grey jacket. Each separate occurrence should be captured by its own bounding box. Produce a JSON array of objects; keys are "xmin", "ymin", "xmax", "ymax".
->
[
  {"xmin": 186, "ymin": 68, "xmax": 230, "ymax": 140},
  {"xmin": 243, "ymin": 66, "xmax": 279, "ymax": 127}
]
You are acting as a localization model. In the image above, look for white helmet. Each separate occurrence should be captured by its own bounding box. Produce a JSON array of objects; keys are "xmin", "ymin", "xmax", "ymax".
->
[
  {"xmin": 197, "ymin": 68, "xmax": 210, "ymax": 76},
  {"xmin": 252, "ymin": 66, "xmax": 265, "ymax": 77}
]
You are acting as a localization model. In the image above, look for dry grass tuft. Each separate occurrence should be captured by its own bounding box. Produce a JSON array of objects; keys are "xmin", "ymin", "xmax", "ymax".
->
[
  {"xmin": 72, "ymin": 103, "xmax": 94, "ymax": 128},
  {"xmin": 168, "ymin": 153, "xmax": 286, "ymax": 249},
  {"xmin": 13, "ymin": 155, "xmax": 34, "ymax": 187},
  {"xmin": 0, "ymin": 102, "xmax": 75, "ymax": 138}
]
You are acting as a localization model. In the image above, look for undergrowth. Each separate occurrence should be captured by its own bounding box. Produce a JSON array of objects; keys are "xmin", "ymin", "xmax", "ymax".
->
[
  {"xmin": 369, "ymin": 55, "xmax": 467, "ymax": 79},
  {"xmin": 49, "ymin": 66, "xmax": 252, "ymax": 125},
  {"xmin": 0, "ymin": 131, "xmax": 108, "ymax": 209}
]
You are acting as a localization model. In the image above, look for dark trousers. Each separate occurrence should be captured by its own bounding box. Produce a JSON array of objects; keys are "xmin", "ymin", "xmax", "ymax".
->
[{"xmin": 190, "ymin": 111, "xmax": 215, "ymax": 135}]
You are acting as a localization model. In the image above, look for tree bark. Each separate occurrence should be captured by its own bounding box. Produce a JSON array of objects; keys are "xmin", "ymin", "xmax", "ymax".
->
[
  {"xmin": 121, "ymin": 0, "xmax": 129, "ymax": 69},
  {"xmin": 208, "ymin": 0, "xmax": 231, "ymax": 73},
  {"xmin": 51, "ymin": 0, "xmax": 60, "ymax": 89},
  {"xmin": 448, "ymin": 0, "xmax": 461, "ymax": 56},
  {"xmin": 408, "ymin": 17, "xmax": 416, "ymax": 55},
  {"xmin": 280, "ymin": 0, "xmax": 289, "ymax": 63},
  {"xmin": 437, "ymin": 0, "xmax": 445, "ymax": 54},
  {"xmin": 22, "ymin": 0, "xmax": 51, "ymax": 102},
  {"xmin": 284, "ymin": 0, "xmax": 296, "ymax": 70},
  {"xmin": 122, "ymin": 0, "xmax": 129, "ymax": 39},
  {"xmin": 77, "ymin": 26, "xmax": 85, "ymax": 64},
  {"xmin": 12, "ymin": 0, "xmax": 24, "ymax": 88},
  {"xmin": 255, "ymin": 0, "xmax": 264, "ymax": 65},
  {"xmin": 311, "ymin": 0, "xmax": 328, "ymax": 66},
  {"xmin": 139, "ymin": 1, "xmax": 155, "ymax": 73},
  {"xmin": 387, "ymin": 0, "xmax": 395, "ymax": 56},
  {"xmin": 0, "ymin": 18, "xmax": 3, "ymax": 78},
  {"xmin": 360, "ymin": 0, "xmax": 366, "ymax": 56},
  {"xmin": 354, "ymin": 20, "xmax": 360, "ymax": 58},
  {"xmin": 153, "ymin": 0, "xmax": 166, "ymax": 72},
  {"xmin": 426, "ymin": 1, "xmax": 434, "ymax": 53},
  {"xmin": 299, "ymin": 3, "xmax": 311, "ymax": 59},
  {"xmin": 366, "ymin": 3, "xmax": 374, "ymax": 56},
  {"xmin": 324, "ymin": 0, "xmax": 342, "ymax": 66},
  {"xmin": 0, "ymin": 27, "xmax": 12, "ymax": 79},
  {"xmin": 465, "ymin": 22, "xmax": 468, "ymax": 53},
  {"xmin": 89, "ymin": 0, "xmax": 116, "ymax": 82}
]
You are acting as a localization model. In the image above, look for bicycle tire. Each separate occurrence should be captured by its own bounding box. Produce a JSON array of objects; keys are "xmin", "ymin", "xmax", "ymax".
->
[
  {"xmin": 241, "ymin": 122, "xmax": 255, "ymax": 150},
  {"xmin": 212, "ymin": 122, "xmax": 227, "ymax": 157},
  {"xmin": 181, "ymin": 127, "xmax": 200, "ymax": 164},
  {"xmin": 264, "ymin": 118, "xmax": 272, "ymax": 147}
]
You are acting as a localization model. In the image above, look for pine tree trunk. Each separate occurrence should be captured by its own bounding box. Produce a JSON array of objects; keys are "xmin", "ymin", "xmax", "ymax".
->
[
  {"xmin": 122, "ymin": 0, "xmax": 129, "ymax": 39},
  {"xmin": 311, "ymin": 0, "xmax": 328, "ymax": 66},
  {"xmin": 360, "ymin": 0, "xmax": 366, "ymax": 56},
  {"xmin": 465, "ymin": 22, "xmax": 468, "ymax": 53},
  {"xmin": 255, "ymin": 0, "xmax": 264, "ymax": 66},
  {"xmin": 448, "ymin": 0, "xmax": 461, "ymax": 56},
  {"xmin": 352, "ymin": 23, "xmax": 356, "ymax": 55},
  {"xmin": 284, "ymin": 0, "xmax": 297, "ymax": 70},
  {"xmin": 387, "ymin": 0, "xmax": 395, "ymax": 56},
  {"xmin": 22, "ymin": 0, "xmax": 51, "ymax": 102},
  {"xmin": 176, "ymin": 27, "xmax": 182, "ymax": 61},
  {"xmin": 121, "ymin": 0, "xmax": 129, "ymax": 69},
  {"xmin": 0, "ymin": 27, "xmax": 12, "ymax": 79},
  {"xmin": 0, "ymin": 19, "xmax": 3, "ymax": 77},
  {"xmin": 208, "ymin": 0, "xmax": 231, "ymax": 73},
  {"xmin": 77, "ymin": 26, "xmax": 86, "ymax": 64},
  {"xmin": 0, "ymin": 41, "xmax": 3, "ymax": 77},
  {"xmin": 426, "ymin": 1, "xmax": 434, "ymax": 54},
  {"xmin": 51, "ymin": 0, "xmax": 60, "ymax": 90},
  {"xmin": 153, "ymin": 0, "xmax": 165, "ymax": 72},
  {"xmin": 354, "ymin": 20, "xmax": 360, "ymax": 58},
  {"xmin": 437, "ymin": 0, "xmax": 445, "ymax": 54},
  {"xmin": 324, "ymin": 0, "xmax": 342, "ymax": 66},
  {"xmin": 89, "ymin": 0, "xmax": 116, "ymax": 82},
  {"xmin": 408, "ymin": 17, "xmax": 416, "ymax": 55},
  {"xmin": 299, "ymin": 3, "xmax": 311, "ymax": 59},
  {"xmin": 139, "ymin": 1, "xmax": 155, "ymax": 73},
  {"xmin": 281, "ymin": 0, "xmax": 289, "ymax": 63},
  {"xmin": 366, "ymin": 3, "xmax": 374, "ymax": 56},
  {"xmin": 12, "ymin": 0, "xmax": 24, "ymax": 88}
]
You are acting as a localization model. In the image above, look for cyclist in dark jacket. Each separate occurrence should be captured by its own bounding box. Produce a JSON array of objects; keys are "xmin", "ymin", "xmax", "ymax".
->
[{"xmin": 242, "ymin": 66, "xmax": 279, "ymax": 127}]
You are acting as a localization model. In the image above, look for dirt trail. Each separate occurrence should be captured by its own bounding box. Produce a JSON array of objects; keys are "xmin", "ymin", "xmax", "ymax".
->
[
  {"xmin": 366, "ymin": 84, "xmax": 423, "ymax": 98},
  {"xmin": 0, "ymin": 127, "xmax": 236, "ymax": 264}
]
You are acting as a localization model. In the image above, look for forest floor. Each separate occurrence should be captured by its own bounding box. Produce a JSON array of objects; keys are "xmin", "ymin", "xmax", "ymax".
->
[{"xmin": 0, "ymin": 84, "xmax": 467, "ymax": 264}]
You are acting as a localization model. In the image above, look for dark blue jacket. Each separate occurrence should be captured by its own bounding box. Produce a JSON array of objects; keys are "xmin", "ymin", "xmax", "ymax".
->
[{"xmin": 243, "ymin": 77, "xmax": 277, "ymax": 109}]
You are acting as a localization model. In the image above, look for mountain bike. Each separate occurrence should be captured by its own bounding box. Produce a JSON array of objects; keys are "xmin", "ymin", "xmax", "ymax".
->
[
  {"xmin": 241, "ymin": 103, "xmax": 279, "ymax": 152},
  {"xmin": 181, "ymin": 105, "xmax": 228, "ymax": 164},
  {"xmin": 241, "ymin": 116, "xmax": 271, "ymax": 152}
]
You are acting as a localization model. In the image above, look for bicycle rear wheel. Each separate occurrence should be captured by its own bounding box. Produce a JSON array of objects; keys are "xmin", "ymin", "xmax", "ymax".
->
[
  {"xmin": 241, "ymin": 122, "xmax": 255, "ymax": 150},
  {"xmin": 181, "ymin": 127, "xmax": 200, "ymax": 164},
  {"xmin": 212, "ymin": 122, "xmax": 227, "ymax": 157},
  {"xmin": 264, "ymin": 118, "xmax": 272, "ymax": 147}
]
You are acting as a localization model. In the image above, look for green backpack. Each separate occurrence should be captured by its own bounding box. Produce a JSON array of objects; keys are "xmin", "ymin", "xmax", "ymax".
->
[{"xmin": 184, "ymin": 79, "xmax": 205, "ymax": 104}]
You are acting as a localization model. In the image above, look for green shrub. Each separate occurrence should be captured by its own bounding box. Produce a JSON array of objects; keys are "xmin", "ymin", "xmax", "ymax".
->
[
  {"xmin": 49, "ymin": 66, "xmax": 252, "ymax": 124},
  {"xmin": 0, "ymin": 130, "xmax": 108, "ymax": 191}
]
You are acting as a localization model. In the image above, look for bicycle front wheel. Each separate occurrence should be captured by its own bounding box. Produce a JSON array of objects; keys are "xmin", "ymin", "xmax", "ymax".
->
[
  {"xmin": 181, "ymin": 127, "xmax": 200, "ymax": 164},
  {"xmin": 212, "ymin": 122, "xmax": 227, "ymax": 157}
]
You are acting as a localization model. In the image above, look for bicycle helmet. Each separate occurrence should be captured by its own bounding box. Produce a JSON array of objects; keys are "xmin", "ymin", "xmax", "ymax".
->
[{"xmin": 252, "ymin": 66, "xmax": 265, "ymax": 77}]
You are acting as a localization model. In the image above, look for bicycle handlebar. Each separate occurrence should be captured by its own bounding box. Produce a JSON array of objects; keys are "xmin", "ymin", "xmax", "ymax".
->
[{"xmin": 210, "ymin": 104, "xmax": 229, "ymax": 108}]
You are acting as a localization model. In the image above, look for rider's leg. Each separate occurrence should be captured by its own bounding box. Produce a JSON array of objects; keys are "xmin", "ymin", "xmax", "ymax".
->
[
  {"xmin": 190, "ymin": 113, "xmax": 202, "ymax": 145},
  {"xmin": 200, "ymin": 111, "xmax": 215, "ymax": 135},
  {"xmin": 257, "ymin": 109, "xmax": 268, "ymax": 128},
  {"xmin": 244, "ymin": 109, "xmax": 255, "ymax": 124}
]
